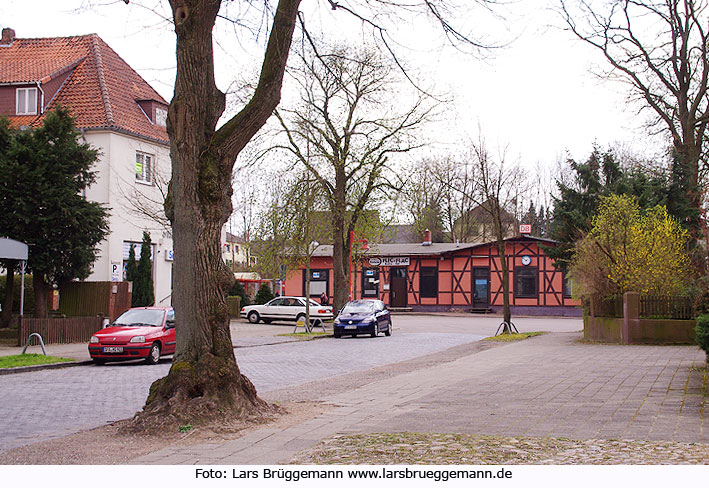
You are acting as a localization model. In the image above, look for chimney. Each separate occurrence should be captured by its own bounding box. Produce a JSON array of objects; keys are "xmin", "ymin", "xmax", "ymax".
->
[
  {"xmin": 423, "ymin": 229, "xmax": 432, "ymax": 246},
  {"xmin": 1, "ymin": 28, "xmax": 15, "ymax": 46}
]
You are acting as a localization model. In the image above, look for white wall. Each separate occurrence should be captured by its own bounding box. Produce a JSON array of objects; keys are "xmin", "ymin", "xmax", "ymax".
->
[{"xmin": 84, "ymin": 130, "xmax": 173, "ymax": 306}]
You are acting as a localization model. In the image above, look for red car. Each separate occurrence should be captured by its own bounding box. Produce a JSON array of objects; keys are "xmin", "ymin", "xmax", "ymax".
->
[{"xmin": 88, "ymin": 307, "xmax": 175, "ymax": 365}]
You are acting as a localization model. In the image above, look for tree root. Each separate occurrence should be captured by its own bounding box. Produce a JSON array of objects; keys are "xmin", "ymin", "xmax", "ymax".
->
[{"xmin": 122, "ymin": 353, "xmax": 279, "ymax": 434}]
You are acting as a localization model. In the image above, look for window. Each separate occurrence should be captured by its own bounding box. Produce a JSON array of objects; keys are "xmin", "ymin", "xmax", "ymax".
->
[
  {"xmin": 419, "ymin": 266, "xmax": 438, "ymax": 298},
  {"xmin": 135, "ymin": 151, "xmax": 154, "ymax": 184},
  {"xmin": 155, "ymin": 107, "xmax": 167, "ymax": 127},
  {"xmin": 514, "ymin": 267, "xmax": 538, "ymax": 298},
  {"xmin": 563, "ymin": 273, "xmax": 573, "ymax": 298},
  {"xmin": 16, "ymin": 87, "xmax": 38, "ymax": 115}
]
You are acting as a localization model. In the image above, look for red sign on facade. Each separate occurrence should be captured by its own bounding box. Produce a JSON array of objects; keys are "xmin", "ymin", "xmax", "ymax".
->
[{"xmin": 519, "ymin": 224, "xmax": 532, "ymax": 234}]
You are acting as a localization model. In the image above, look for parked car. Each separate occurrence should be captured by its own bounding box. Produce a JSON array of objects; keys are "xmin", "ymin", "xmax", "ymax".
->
[
  {"xmin": 88, "ymin": 307, "xmax": 175, "ymax": 365},
  {"xmin": 240, "ymin": 296, "xmax": 333, "ymax": 324},
  {"xmin": 333, "ymin": 299, "xmax": 392, "ymax": 338}
]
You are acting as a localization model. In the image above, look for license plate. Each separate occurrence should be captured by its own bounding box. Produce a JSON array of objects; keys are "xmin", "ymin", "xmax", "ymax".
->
[
  {"xmin": 344, "ymin": 325, "xmax": 357, "ymax": 330},
  {"xmin": 103, "ymin": 346, "xmax": 123, "ymax": 353}
]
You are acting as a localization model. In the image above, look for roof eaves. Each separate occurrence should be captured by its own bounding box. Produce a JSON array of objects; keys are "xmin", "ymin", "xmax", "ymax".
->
[{"xmin": 82, "ymin": 125, "xmax": 170, "ymax": 146}]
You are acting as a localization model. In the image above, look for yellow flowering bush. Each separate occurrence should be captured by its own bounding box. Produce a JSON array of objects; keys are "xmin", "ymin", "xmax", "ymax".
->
[{"xmin": 570, "ymin": 194, "xmax": 692, "ymax": 298}]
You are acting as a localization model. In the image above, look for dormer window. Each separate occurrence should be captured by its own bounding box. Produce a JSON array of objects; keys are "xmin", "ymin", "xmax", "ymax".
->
[
  {"xmin": 155, "ymin": 107, "xmax": 167, "ymax": 127},
  {"xmin": 16, "ymin": 87, "xmax": 38, "ymax": 115}
]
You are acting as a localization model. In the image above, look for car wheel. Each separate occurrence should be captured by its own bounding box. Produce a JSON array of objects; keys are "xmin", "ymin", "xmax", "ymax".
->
[
  {"xmin": 384, "ymin": 320, "xmax": 392, "ymax": 336},
  {"xmin": 371, "ymin": 323, "xmax": 378, "ymax": 338},
  {"xmin": 295, "ymin": 314, "xmax": 306, "ymax": 325},
  {"xmin": 334, "ymin": 333, "xmax": 341, "ymax": 338},
  {"xmin": 247, "ymin": 311, "xmax": 260, "ymax": 324},
  {"xmin": 145, "ymin": 343, "xmax": 161, "ymax": 365},
  {"xmin": 93, "ymin": 358, "xmax": 106, "ymax": 365}
]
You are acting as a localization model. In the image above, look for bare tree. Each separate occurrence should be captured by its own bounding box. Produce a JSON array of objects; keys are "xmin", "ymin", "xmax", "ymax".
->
[
  {"xmin": 272, "ymin": 42, "xmax": 431, "ymax": 311},
  {"xmin": 560, "ymin": 0, "xmax": 709, "ymax": 235},
  {"xmin": 434, "ymin": 140, "xmax": 526, "ymax": 330},
  {"xmin": 402, "ymin": 156, "xmax": 479, "ymax": 242},
  {"xmin": 115, "ymin": 0, "xmax": 504, "ymax": 426}
]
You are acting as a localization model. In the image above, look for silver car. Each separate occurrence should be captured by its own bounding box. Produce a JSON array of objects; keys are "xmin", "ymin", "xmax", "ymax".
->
[{"xmin": 240, "ymin": 296, "xmax": 334, "ymax": 324}]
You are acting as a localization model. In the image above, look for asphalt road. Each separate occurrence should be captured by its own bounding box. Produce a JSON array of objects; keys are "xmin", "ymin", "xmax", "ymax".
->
[{"xmin": 0, "ymin": 314, "xmax": 582, "ymax": 452}]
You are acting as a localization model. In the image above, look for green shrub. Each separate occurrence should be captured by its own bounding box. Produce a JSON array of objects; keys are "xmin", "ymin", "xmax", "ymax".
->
[
  {"xmin": 228, "ymin": 280, "xmax": 250, "ymax": 306},
  {"xmin": 254, "ymin": 283, "xmax": 274, "ymax": 305},
  {"xmin": 695, "ymin": 314, "xmax": 709, "ymax": 357}
]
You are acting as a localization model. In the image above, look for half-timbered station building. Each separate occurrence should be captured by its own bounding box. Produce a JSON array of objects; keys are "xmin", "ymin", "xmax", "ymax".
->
[{"xmin": 284, "ymin": 233, "xmax": 580, "ymax": 316}]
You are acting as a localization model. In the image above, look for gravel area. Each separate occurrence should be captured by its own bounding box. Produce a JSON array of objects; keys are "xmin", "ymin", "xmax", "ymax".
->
[{"xmin": 290, "ymin": 432, "xmax": 709, "ymax": 464}]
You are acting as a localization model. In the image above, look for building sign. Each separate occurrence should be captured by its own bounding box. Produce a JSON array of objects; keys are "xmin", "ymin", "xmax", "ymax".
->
[
  {"xmin": 369, "ymin": 257, "xmax": 410, "ymax": 267},
  {"xmin": 165, "ymin": 249, "xmax": 174, "ymax": 262},
  {"xmin": 111, "ymin": 262, "xmax": 121, "ymax": 282},
  {"xmin": 519, "ymin": 224, "xmax": 532, "ymax": 234}
]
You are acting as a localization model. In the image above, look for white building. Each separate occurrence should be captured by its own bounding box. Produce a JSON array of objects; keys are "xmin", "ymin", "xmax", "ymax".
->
[{"xmin": 0, "ymin": 29, "xmax": 174, "ymax": 304}]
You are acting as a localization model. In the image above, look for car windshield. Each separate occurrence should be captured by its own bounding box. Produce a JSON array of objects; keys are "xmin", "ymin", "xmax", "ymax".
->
[
  {"xmin": 113, "ymin": 309, "xmax": 165, "ymax": 327},
  {"xmin": 309, "ymin": 299, "xmax": 323, "ymax": 307},
  {"xmin": 342, "ymin": 301, "xmax": 376, "ymax": 314}
]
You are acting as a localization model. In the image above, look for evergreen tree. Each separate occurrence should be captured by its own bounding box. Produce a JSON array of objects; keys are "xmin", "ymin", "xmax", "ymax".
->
[
  {"xmin": 132, "ymin": 231, "xmax": 155, "ymax": 307},
  {"xmin": 228, "ymin": 280, "xmax": 250, "ymax": 307},
  {"xmin": 254, "ymin": 283, "xmax": 274, "ymax": 305},
  {"xmin": 666, "ymin": 149, "xmax": 701, "ymax": 239},
  {"xmin": 546, "ymin": 147, "xmax": 667, "ymax": 271},
  {"xmin": 0, "ymin": 108, "xmax": 109, "ymax": 317},
  {"xmin": 126, "ymin": 244, "xmax": 138, "ymax": 285}
]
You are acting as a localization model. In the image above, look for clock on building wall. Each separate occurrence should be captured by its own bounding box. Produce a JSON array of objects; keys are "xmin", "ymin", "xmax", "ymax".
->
[{"xmin": 521, "ymin": 255, "xmax": 532, "ymax": 266}]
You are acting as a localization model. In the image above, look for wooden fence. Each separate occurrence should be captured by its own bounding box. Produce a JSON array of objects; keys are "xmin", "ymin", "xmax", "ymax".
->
[
  {"xmin": 18, "ymin": 316, "xmax": 104, "ymax": 345},
  {"xmin": 59, "ymin": 281, "xmax": 131, "ymax": 322},
  {"xmin": 640, "ymin": 295, "xmax": 694, "ymax": 320}
]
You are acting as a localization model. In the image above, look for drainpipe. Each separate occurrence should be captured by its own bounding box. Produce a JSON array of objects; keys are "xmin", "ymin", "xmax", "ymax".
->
[{"xmin": 35, "ymin": 81, "xmax": 45, "ymax": 114}]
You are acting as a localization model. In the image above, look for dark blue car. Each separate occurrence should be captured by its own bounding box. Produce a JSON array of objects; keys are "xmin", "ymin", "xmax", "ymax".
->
[{"xmin": 333, "ymin": 299, "xmax": 392, "ymax": 338}]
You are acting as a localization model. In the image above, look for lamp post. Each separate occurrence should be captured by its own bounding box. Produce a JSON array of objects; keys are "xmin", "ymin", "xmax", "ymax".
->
[{"xmin": 349, "ymin": 230, "xmax": 369, "ymax": 301}]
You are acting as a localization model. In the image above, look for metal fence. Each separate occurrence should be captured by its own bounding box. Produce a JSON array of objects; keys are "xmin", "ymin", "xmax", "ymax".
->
[
  {"xmin": 18, "ymin": 316, "xmax": 104, "ymax": 345},
  {"xmin": 640, "ymin": 295, "xmax": 694, "ymax": 320}
]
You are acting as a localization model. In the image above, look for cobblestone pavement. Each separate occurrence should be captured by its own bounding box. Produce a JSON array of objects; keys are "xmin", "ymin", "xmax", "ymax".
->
[
  {"xmin": 0, "ymin": 328, "xmax": 484, "ymax": 452},
  {"xmin": 290, "ymin": 433, "xmax": 709, "ymax": 464},
  {"xmin": 135, "ymin": 332, "xmax": 708, "ymax": 465}
]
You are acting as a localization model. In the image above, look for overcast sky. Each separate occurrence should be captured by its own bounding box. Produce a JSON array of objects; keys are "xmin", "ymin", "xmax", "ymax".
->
[{"xmin": 2, "ymin": 0, "xmax": 665, "ymax": 169}]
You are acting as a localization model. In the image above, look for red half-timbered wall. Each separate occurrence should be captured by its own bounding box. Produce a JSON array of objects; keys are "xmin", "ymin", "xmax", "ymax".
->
[{"xmin": 283, "ymin": 238, "xmax": 580, "ymax": 314}]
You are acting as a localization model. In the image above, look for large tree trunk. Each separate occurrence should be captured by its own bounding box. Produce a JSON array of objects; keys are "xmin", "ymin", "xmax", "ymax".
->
[
  {"xmin": 497, "ymin": 239, "xmax": 512, "ymax": 329},
  {"xmin": 136, "ymin": 0, "xmax": 300, "ymax": 427},
  {"xmin": 33, "ymin": 274, "xmax": 49, "ymax": 319},
  {"xmin": 331, "ymin": 173, "xmax": 350, "ymax": 312},
  {"xmin": 0, "ymin": 261, "xmax": 16, "ymax": 328}
]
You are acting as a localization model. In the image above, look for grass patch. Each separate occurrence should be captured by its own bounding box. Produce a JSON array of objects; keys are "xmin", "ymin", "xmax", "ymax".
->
[
  {"xmin": 483, "ymin": 331, "xmax": 547, "ymax": 342},
  {"xmin": 0, "ymin": 353, "xmax": 75, "ymax": 368},
  {"xmin": 277, "ymin": 332, "xmax": 329, "ymax": 338}
]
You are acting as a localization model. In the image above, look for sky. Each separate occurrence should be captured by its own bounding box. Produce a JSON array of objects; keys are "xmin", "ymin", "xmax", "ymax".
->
[{"xmin": 1, "ymin": 0, "xmax": 664, "ymax": 169}]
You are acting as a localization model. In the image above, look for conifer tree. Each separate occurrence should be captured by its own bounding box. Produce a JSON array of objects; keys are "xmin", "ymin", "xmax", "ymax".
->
[
  {"xmin": 0, "ymin": 108, "xmax": 109, "ymax": 317},
  {"xmin": 126, "ymin": 244, "xmax": 138, "ymax": 296},
  {"xmin": 132, "ymin": 231, "xmax": 154, "ymax": 307},
  {"xmin": 254, "ymin": 283, "xmax": 274, "ymax": 305}
]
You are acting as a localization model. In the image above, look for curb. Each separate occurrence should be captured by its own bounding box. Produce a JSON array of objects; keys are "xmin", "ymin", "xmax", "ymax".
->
[
  {"xmin": 0, "ymin": 336, "xmax": 332, "ymax": 375},
  {"xmin": 0, "ymin": 359, "xmax": 94, "ymax": 376}
]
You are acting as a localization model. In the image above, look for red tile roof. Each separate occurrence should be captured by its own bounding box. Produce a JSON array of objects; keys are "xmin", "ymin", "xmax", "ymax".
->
[{"xmin": 0, "ymin": 34, "xmax": 169, "ymax": 144}]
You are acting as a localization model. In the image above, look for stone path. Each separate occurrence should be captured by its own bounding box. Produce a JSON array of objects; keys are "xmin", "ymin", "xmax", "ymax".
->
[{"xmin": 134, "ymin": 332, "xmax": 708, "ymax": 465}]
